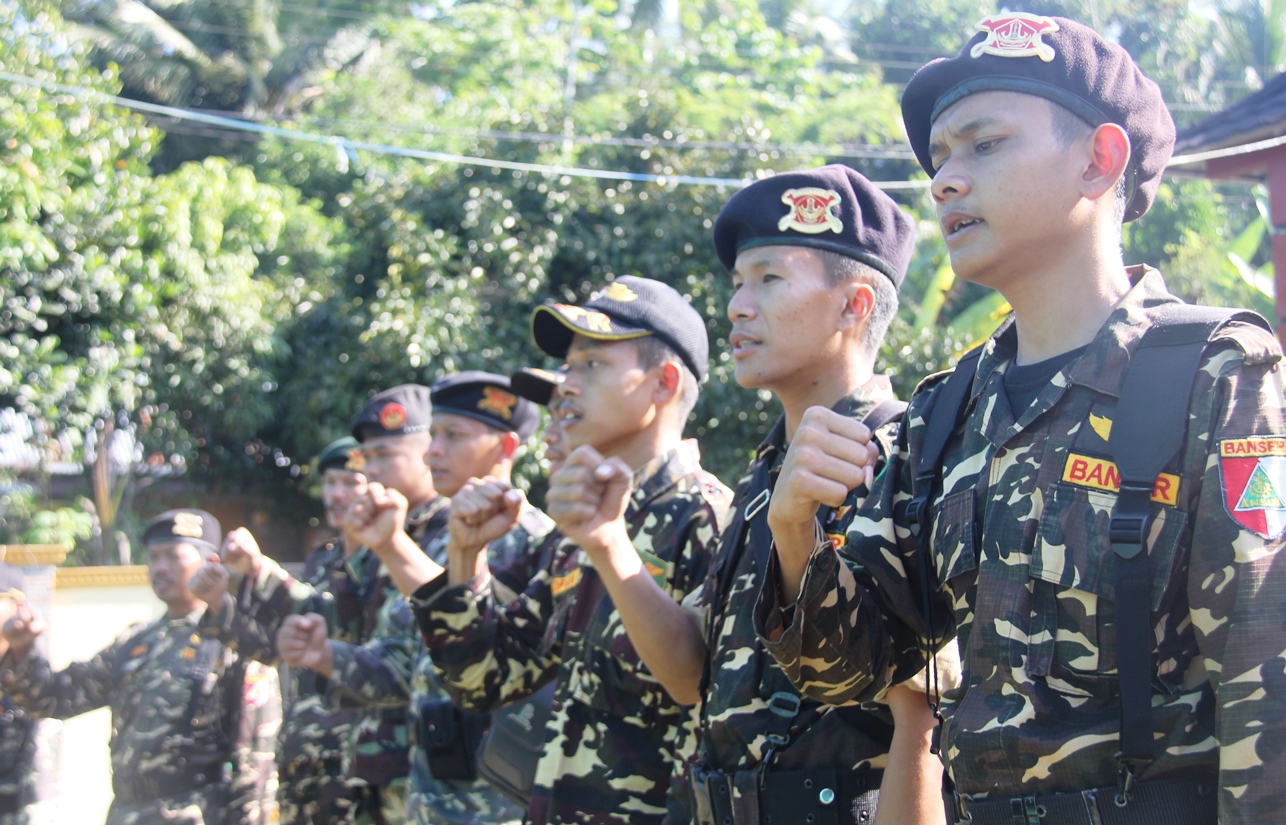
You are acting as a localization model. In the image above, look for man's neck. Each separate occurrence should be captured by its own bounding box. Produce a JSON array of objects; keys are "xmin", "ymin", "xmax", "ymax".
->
[
  {"xmin": 999, "ymin": 237, "xmax": 1131, "ymax": 365},
  {"xmin": 603, "ymin": 425, "xmax": 684, "ymax": 473},
  {"xmin": 403, "ymin": 492, "xmax": 438, "ymax": 514},
  {"xmin": 165, "ymin": 599, "xmax": 201, "ymax": 618},
  {"xmin": 777, "ymin": 355, "xmax": 875, "ymax": 441}
]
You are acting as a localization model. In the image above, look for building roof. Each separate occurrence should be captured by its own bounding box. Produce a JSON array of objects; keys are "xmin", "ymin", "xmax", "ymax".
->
[{"xmin": 1173, "ymin": 71, "xmax": 1286, "ymax": 160}]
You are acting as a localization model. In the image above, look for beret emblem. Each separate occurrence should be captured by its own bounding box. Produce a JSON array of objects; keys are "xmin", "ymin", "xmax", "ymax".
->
[
  {"xmin": 778, "ymin": 188, "xmax": 843, "ymax": 235},
  {"xmin": 345, "ymin": 448, "xmax": 366, "ymax": 471},
  {"xmin": 971, "ymin": 14, "xmax": 1059, "ymax": 62},
  {"xmin": 379, "ymin": 402, "xmax": 408, "ymax": 430},
  {"xmin": 172, "ymin": 512, "xmax": 205, "ymax": 539},
  {"xmin": 479, "ymin": 387, "xmax": 518, "ymax": 419}
]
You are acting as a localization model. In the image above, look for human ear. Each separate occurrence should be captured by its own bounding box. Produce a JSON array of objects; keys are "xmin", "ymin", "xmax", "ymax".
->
[
  {"xmin": 1081, "ymin": 123, "xmax": 1131, "ymax": 203},
  {"xmin": 836, "ymin": 281, "xmax": 876, "ymax": 332},
  {"xmin": 654, "ymin": 362, "xmax": 681, "ymax": 405}
]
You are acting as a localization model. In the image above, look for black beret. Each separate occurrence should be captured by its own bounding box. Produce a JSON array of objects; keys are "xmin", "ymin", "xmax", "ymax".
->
[
  {"xmin": 317, "ymin": 436, "xmax": 361, "ymax": 474},
  {"xmin": 430, "ymin": 371, "xmax": 540, "ymax": 440},
  {"xmin": 510, "ymin": 367, "xmax": 565, "ymax": 407},
  {"xmin": 712, "ymin": 165, "xmax": 917, "ymax": 287},
  {"xmin": 531, "ymin": 276, "xmax": 709, "ymax": 383},
  {"xmin": 901, "ymin": 13, "xmax": 1175, "ymax": 222},
  {"xmin": 350, "ymin": 384, "xmax": 433, "ymax": 442},
  {"xmin": 142, "ymin": 509, "xmax": 220, "ymax": 554}
]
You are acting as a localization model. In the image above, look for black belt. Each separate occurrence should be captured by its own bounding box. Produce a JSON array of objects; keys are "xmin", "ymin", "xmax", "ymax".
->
[
  {"xmin": 112, "ymin": 764, "xmax": 224, "ymax": 806},
  {"xmin": 949, "ymin": 772, "xmax": 1217, "ymax": 825},
  {"xmin": 703, "ymin": 767, "xmax": 882, "ymax": 825}
]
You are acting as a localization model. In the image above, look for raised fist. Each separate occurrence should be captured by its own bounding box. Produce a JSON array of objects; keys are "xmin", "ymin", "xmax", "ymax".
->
[
  {"xmin": 545, "ymin": 445, "xmax": 633, "ymax": 554},
  {"xmin": 277, "ymin": 613, "xmax": 332, "ymax": 673},
  {"xmin": 221, "ymin": 528, "xmax": 263, "ymax": 578},
  {"xmin": 2, "ymin": 602, "xmax": 46, "ymax": 658},
  {"xmin": 769, "ymin": 406, "xmax": 879, "ymax": 528},
  {"xmin": 189, "ymin": 553, "xmax": 230, "ymax": 613},
  {"xmin": 448, "ymin": 477, "xmax": 525, "ymax": 557},
  {"xmin": 344, "ymin": 483, "xmax": 409, "ymax": 555}
]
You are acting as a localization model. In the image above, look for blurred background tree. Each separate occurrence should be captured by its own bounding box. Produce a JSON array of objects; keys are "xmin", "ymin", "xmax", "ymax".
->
[{"xmin": 0, "ymin": 0, "xmax": 1277, "ymax": 560}]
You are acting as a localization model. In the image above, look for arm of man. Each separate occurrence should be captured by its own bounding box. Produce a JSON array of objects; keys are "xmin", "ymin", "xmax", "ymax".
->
[
  {"xmin": 325, "ymin": 593, "xmax": 417, "ymax": 710},
  {"xmin": 546, "ymin": 446, "xmax": 708, "ymax": 705},
  {"xmin": 872, "ymin": 683, "xmax": 945, "ymax": 825},
  {"xmin": 1187, "ymin": 341, "xmax": 1286, "ymax": 823},
  {"xmin": 757, "ymin": 405, "xmax": 945, "ymax": 707},
  {"xmin": 347, "ymin": 483, "xmax": 445, "ymax": 597},
  {"xmin": 1, "ymin": 604, "xmax": 126, "ymax": 719}
]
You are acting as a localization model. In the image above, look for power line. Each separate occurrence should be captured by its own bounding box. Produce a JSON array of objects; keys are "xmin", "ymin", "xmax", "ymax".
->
[{"xmin": 0, "ymin": 70, "xmax": 932, "ymax": 189}]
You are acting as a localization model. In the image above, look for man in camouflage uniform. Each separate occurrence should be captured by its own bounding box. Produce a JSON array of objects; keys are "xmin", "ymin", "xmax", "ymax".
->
[
  {"xmin": 356, "ymin": 278, "xmax": 734, "ymax": 825},
  {"xmin": 0, "ymin": 569, "xmax": 36, "ymax": 825},
  {"xmin": 762, "ymin": 15, "xmax": 1286, "ymax": 825},
  {"xmin": 567, "ymin": 166, "xmax": 955, "ymax": 824},
  {"xmin": 278, "ymin": 372, "xmax": 550, "ymax": 825},
  {"xmin": 214, "ymin": 385, "xmax": 450, "ymax": 825},
  {"xmin": 0, "ymin": 509, "xmax": 273, "ymax": 825}
]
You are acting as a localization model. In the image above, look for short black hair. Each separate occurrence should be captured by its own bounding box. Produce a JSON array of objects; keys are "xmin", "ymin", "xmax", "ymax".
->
[
  {"xmin": 633, "ymin": 336, "xmax": 700, "ymax": 424},
  {"xmin": 817, "ymin": 249, "xmax": 899, "ymax": 358},
  {"xmin": 1047, "ymin": 99, "xmax": 1128, "ymax": 224}
]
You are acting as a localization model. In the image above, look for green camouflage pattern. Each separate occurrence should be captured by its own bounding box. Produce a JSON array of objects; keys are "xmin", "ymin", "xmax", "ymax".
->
[
  {"xmin": 327, "ymin": 504, "xmax": 552, "ymax": 825},
  {"xmin": 205, "ymin": 496, "xmax": 451, "ymax": 797},
  {"xmin": 413, "ymin": 444, "xmax": 733, "ymax": 825},
  {"xmin": 0, "ymin": 611, "xmax": 271, "ymax": 825},
  {"xmin": 274, "ymin": 540, "xmax": 357, "ymax": 825},
  {"xmin": 0, "ymin": 686, "xmax": 36, "ymax": 824},
  {"xmin": 756, "ymin": 269, "xmax": 1286, "ymax": 823},
  {"xmin": 685, "ymin": 384, "xmax": 901, "ymax": 788}
]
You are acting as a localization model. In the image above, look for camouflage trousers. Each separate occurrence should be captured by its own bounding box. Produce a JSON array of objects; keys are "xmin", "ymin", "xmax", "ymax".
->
[
  {"xmin": 104, "ymin": 789, "xmax": 211, "ymax": 825},
  {"xmin": 352, "ymin": 781, "xmax": 405, "ymax": 825},
  {"xmin": 278, "ymin": 757, "xmax": 354, "ymax": 825}
]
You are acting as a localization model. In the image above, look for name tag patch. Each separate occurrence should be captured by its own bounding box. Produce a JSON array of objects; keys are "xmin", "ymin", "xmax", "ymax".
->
[{"xmin": 1062, "ymin": 452, "xmax": 1180, "ymax": 505}]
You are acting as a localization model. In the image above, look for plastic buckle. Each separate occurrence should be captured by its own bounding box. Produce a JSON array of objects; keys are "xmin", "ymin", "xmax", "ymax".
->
[
  {"xmin": 767, "ymin": 691, "xmax": 801, "ymax": 719},
  {"xmin": 744, "ymin": 489, "xmax": 770, "ymax": 521},
  {"xmin": 1109, "ymin": 484, "xmax": 1153, "ymax": 559}
]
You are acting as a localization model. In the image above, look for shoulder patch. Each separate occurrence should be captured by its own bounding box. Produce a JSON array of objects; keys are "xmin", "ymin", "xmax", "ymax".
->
[
  {"xmin": 1213, "ymin": 321, "xmax": 1282, "ymax": 367},
  {"xmin": 1220, "ymin": 436, "xmax": 1286, "ymax": 538}
]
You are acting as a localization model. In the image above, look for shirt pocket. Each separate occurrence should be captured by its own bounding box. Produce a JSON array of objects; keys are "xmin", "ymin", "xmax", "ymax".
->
[
  {"xmin": 932, "ymin": 489, "xmax": 980, "ymax": 612},
  {"xmin": 1029, "ymin": 483, "xmax": 1187, "ymax": 696}
]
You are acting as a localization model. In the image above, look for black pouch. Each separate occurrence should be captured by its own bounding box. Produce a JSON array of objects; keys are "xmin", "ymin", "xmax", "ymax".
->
[
  {"xmin": 474, "ymin": 681, "xmax": 555, "ymax": 807},
  {"xmin": 416, "ymin": 697, "xmax": 488, "ymax": 781}
]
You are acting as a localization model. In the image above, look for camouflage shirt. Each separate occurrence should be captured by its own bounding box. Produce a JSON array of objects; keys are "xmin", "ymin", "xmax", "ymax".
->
[
  {"xmin": 205, "ymin": 496, "xmax": 452, "ymax": 788},
  {"xmin": 757, "ymin": 269, "xmax": 1286, "ymax": 823},
  {"xmin": 326, "ymin": 503, "xmax": 553, "ymax": 825},
  {"xmin": 413, "ymin": 444, "xmax": 733, "ymax": 825},
  {"xmin": 0, "ymin": 611, "xmax": 266, "ymax": 825},
  {"xmin": 274, "ymin": 539, "xmax": 358, "ymax": 770},
  {"xmin": 0, "ymin": 684, "xmax": 36, "ymax": 823},
  {"xmin": 686, "ymin": 382, "xmax": 902, "ymax": 782}
]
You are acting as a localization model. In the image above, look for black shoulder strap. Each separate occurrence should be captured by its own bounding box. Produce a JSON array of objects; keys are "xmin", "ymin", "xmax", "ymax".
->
[
  {"xmin": 902, "ymin": 345, "xmax": 985, "ymax": 748},
  {"xmin": 861, "ymin": 398, "xmax": 908, "ymax": 437},
  {"xmin": 1107, "ymin": 305, "xmax": 1269, "ymax": 787}
]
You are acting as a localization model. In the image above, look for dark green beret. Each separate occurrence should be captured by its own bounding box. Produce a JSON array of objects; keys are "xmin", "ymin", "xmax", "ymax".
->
[{"xmin": 317, "ymin": 436, "xmax": 361, "ymax": 473}]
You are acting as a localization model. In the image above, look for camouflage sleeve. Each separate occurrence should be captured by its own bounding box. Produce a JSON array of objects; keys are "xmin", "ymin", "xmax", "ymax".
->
[
  {"xmin": 0, "ymin": 631, "xmax": 131, "ymax": 719},
  {"xmin": 326, "ymin": 593, "xmax": 417, "ymax": 710},
  {"xmin": 245, "ymin": 556, "xmax": 337, "ymax": 626},
  {"xmin": 755, "ymin": 418, "xmax": 943, "ymax": 706},
  {"xmin": 412, "ymin": 566, "xmax": 561, "ymax": 713},
  {"xmin": 199, "ymin": 593, "xmax": 282, "ymax": 664},
  {"xmin": 1186, "ymin": 345, "xmax": 1286, "ymax": 822}
]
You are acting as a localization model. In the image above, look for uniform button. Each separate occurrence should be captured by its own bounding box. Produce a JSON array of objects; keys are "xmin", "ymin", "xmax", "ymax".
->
[{"xmin": 818, "ymin": 788, "xmax": 835, "ymax": 805}]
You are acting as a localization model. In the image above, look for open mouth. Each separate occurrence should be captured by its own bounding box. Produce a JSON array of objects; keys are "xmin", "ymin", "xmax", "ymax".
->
[{"xmin": 943, "ymin": 213, "xmax": 983, "ymax": 238}]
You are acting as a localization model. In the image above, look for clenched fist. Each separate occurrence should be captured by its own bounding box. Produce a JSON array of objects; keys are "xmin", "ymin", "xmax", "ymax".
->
[
  {"xmin": 2, "ymin": 601, "xmax": 46, "ymax": 659},
  {"xmin": 277, "ymin": 613, "xmax": 333, "ymax": 675},
  {"xmin": 189, "ymin": 553, "xmax": 230, "ymax": 614},
  {"xmin": 546, "ymin": 445, "xmax": 633, "ymax": 554},
  {"xmin": 769, "ymin": 406, "xmax": 880, "ymax": 528},
  {"xmin": 221, "ymin": 528, "xmax": 263, "ymax": 578},
  {"xmin": 345, "ymin": 483, "xmax": 408, "ymax": 555}
]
